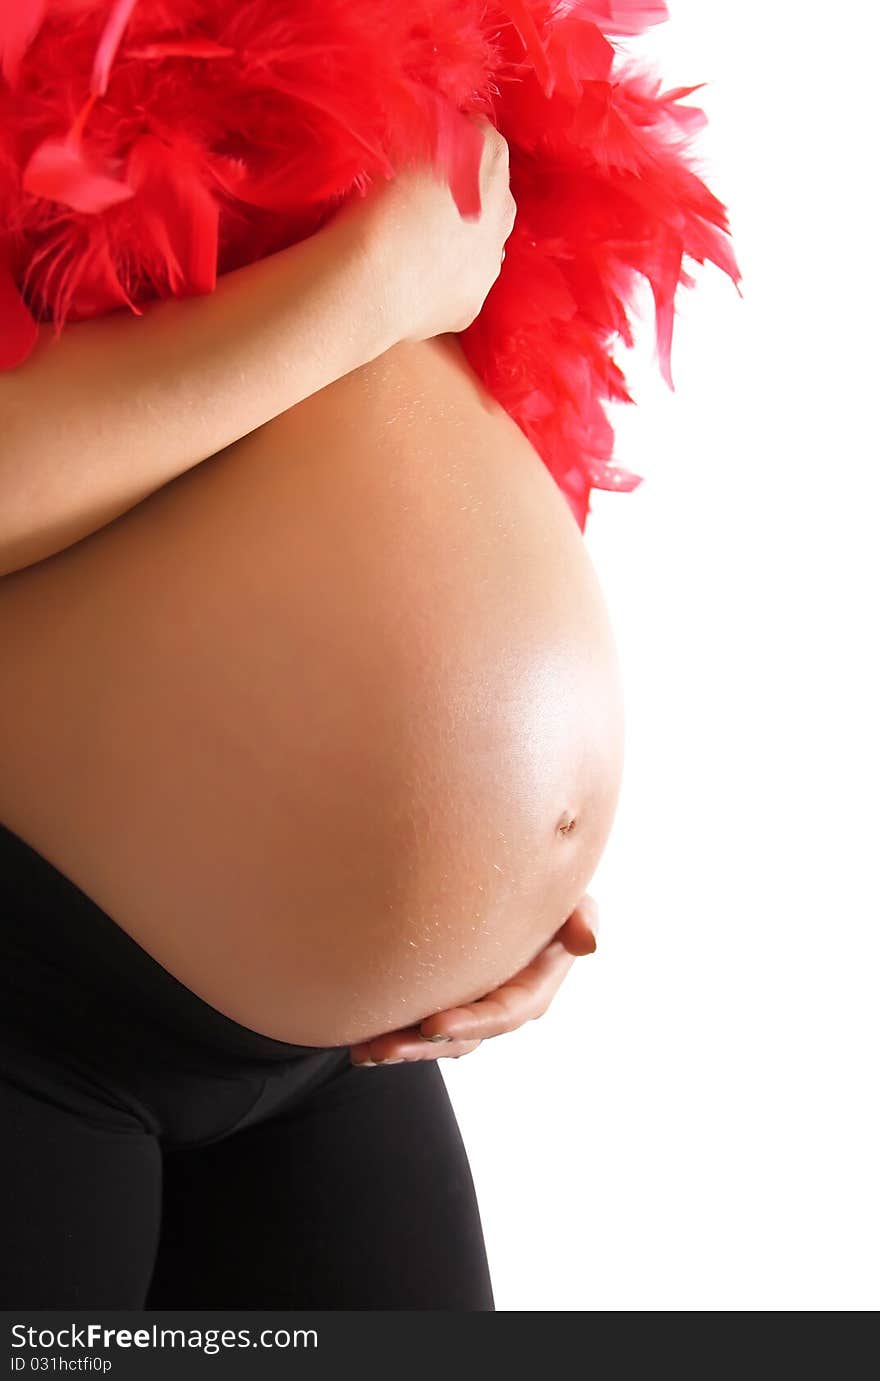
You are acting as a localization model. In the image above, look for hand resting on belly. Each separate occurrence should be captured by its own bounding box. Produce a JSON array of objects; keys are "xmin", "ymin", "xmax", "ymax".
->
[{"xmin": 0, "ymin": 333, "xmax": 624, "ymax": 1046}]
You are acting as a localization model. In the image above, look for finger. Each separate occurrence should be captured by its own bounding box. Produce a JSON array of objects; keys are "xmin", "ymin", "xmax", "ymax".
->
[
  {"xmin": 351, "ymin": 1037, "xmax": 482, "ymax": 1066},
  {"xmin": 418, "ymin": 937, "xmax": 577, "ymax": 1043},
  {"xmin": 349, "ymin": 1025, "xmax": 421, "ymax": 1066},
  {"xmin": 558, "ymin": 893, "xmax": 599, "ymax": 956}
]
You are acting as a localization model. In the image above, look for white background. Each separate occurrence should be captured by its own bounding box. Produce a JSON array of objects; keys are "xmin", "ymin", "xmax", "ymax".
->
[{"xmin": 444, "ymin": 0, "xmax": 879, "ymax": 1311}]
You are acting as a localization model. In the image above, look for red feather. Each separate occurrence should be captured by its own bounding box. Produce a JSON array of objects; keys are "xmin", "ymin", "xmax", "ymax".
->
[{"xmin": 0, "ymin": 0, "xmax": 740, "ymax": 531}]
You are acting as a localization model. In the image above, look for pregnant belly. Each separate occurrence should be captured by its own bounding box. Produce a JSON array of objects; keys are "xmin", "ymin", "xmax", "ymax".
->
[{"xmin": 0, "ymin": 334, "xmax": 624, "ymax": 1046}]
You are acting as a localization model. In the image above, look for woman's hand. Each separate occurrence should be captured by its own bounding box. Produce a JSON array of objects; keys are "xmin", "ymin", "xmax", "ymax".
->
[
  {"xmin": 337, "ymin": 113, "xmax": 516, "ymax": 343},
  {"xmin": 349, "ymin": 893, "xmax": 599, "ymax": 1067}
]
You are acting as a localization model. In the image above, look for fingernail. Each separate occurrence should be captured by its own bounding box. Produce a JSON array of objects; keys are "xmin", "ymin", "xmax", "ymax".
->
[
  {"xmin": 419, "ymin": 1033, "xmax": 452, "ymax": 1043},
  {"xmin": 377, "ymin": 1057, "xmax": 406, "ymax": 1065},
  {"xmin": 351, "ymin": 1059, "xmax": 377, "ymax": 1068}
]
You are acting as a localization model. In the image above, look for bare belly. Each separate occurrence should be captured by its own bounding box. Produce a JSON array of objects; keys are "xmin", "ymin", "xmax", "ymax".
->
[{"xmin": 0, "ymin": 334, "xmax": 624, "ymax": 1046}]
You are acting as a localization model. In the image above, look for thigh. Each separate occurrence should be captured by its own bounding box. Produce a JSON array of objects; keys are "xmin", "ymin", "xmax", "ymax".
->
[
  {"xmin": 0, "ymin": 1063, "xmax": 162, "ymax": 1308},
  {"xmin": 145, "ymin": 1059, "xmax": 495, "ymax": 1310}
]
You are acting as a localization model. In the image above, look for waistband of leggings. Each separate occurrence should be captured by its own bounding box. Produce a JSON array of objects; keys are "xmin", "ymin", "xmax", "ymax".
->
[{"xmin": 0, "ymin": 818, "xmax": 329, "ymax": 1063}]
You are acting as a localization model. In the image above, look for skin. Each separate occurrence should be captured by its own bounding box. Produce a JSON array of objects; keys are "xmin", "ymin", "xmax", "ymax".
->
[
  {"xmin": 0, "ymin": 332, "xmax": 624, "ymax": 1049},
  {"xmin": 351, "ymin": 891, "xmax": 600, "ymax": 1065}
]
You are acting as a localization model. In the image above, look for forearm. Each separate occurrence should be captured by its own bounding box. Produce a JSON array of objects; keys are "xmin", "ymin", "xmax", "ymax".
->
[{"xmin": 0, "ymin": 211, "xmax": 394, "ymax": 576}]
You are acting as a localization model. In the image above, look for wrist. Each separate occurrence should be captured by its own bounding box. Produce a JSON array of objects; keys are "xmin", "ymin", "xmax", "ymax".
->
[{"xmin": 320, "ymin": 201, "xmax": 402, "ymax": 361}]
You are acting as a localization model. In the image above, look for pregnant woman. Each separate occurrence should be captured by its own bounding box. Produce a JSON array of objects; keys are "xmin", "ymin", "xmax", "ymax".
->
[
  {"xmin": 0, "ymin": 121, "xmax": 620, "ymax": 1309},
  {"xmin": 0, "ymin": 0, "xmax": 736, "ymax": 1309}
]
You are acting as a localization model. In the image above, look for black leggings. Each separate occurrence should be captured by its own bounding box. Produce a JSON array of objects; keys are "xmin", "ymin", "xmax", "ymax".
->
[{"xmin": 0, "ymin": 821, "xmax": 494, "ymax": 1310}]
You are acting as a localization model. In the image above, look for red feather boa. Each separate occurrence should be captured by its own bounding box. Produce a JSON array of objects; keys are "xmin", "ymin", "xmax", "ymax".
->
[{"xmin": 0, "ymin": 0, "xmax": 739, "ymax": 530}]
